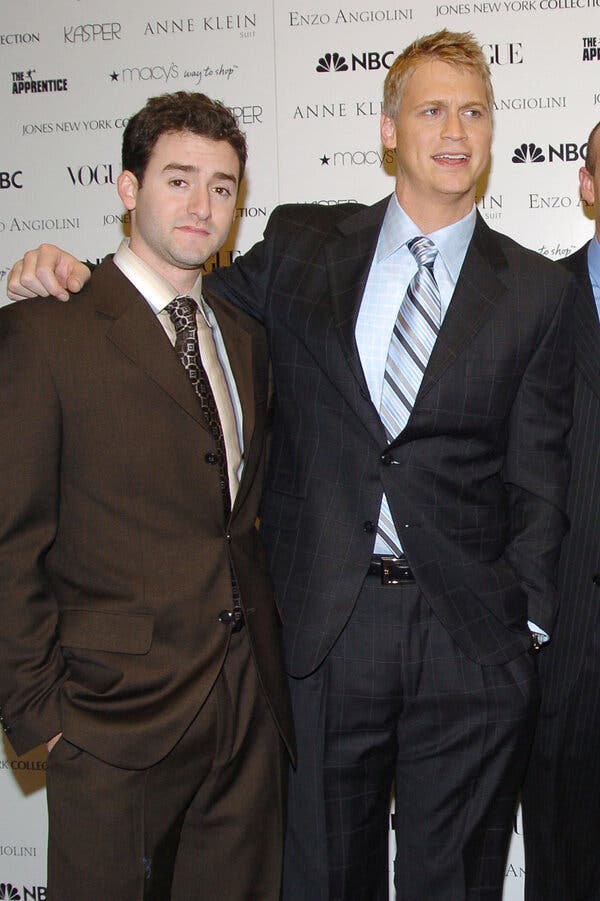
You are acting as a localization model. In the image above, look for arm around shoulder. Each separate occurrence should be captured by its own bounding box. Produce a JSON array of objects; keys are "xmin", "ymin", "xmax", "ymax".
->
[{"xmin": 7, "ymin": 243, "xmax": 91, "ymax": 302}]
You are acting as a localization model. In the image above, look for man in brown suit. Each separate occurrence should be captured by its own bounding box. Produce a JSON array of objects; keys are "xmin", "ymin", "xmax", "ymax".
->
[{"xmin": 0, "ymin": 92, "xmax": 293, "ymax": 900}]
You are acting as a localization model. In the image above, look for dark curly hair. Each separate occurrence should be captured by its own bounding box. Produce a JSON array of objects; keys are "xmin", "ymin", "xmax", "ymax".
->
[{"xmin": 122, "ymin": 91, "xmax": 247, "ymax": 185}]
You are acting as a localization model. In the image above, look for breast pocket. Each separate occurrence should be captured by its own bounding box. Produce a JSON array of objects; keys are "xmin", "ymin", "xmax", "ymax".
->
[{"xmin": 465, "ymin": 358, "xmax": 519, "ymax": 420}]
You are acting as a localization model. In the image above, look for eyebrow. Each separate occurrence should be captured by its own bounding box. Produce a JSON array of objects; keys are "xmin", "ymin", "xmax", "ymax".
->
[
  {"xmin": 162, "ymin": 162, "xmax": 238, "ymax": 184},
  {"xmin": 418, "ymin": 98, "xmax": 488, "ymax": 108}
]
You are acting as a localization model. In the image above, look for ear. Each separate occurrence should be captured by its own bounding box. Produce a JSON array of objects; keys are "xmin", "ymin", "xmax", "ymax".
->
[
  {"xmin": 117, "ymin": 170, "xmax": 139, "ymax": 212},
  {"xmin": 579, "ymin": 166, "xmax": 595, "ymax": 207},
  {"xmin": 381, "ymin": 114, "xmax": 397, "ymax": 150}
]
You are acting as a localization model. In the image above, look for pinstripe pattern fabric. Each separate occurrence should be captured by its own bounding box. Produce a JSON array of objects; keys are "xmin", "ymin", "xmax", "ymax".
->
[
  {"xmin": 377, "ymin": 237, "xmax": 440, "ymax": 555},
  {"xmin": 209, "ymin": 201, "xmax": 575, "ymax": 900},
  {"xmin": 522, "ymin": 242, "xmax": 600, "ymax": 900},
  {"xmin": 210, "ymin": 201, "xmax": 574, "ymax": 677},
  {"xmin": 286, "ymin": 580, "xmax": 538, "ymax": 901}
]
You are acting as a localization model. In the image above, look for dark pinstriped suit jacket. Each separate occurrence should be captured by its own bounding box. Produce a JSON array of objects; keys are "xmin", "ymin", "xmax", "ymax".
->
[
  {"xmin": 537, "ymin": 242, "xmax": 600, "ymax": 714},
  {"xmin": 209, "ymin": 199, "xmax": 575, "ymax": 677}
]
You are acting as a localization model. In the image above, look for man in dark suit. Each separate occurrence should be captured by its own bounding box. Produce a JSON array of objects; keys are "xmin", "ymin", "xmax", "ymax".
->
[
  {"xmin": 0, "ymin": 92, "xmax": 293, "ymax": 901},
  {"xmin": 6, "ymin": 31, "xmax": 574, "ymax": 901},
  {"xmin": 522, "ymin": 121, "xmax": 600, "ymax": 901}
]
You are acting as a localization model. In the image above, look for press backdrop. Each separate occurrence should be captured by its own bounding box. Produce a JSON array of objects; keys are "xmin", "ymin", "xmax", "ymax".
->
[{"xmin": 1, "ymin": 1, "xmax": 599, "ymax": 897}]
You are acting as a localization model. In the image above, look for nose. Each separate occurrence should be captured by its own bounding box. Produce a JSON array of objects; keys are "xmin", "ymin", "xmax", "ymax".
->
[
  {"xmin": 188, "ymin": 184, "xmax": 211, "ymax": 220},
  {"xmin": 441, "ymin": 109, "xmax": 467, "ymax": 141}
]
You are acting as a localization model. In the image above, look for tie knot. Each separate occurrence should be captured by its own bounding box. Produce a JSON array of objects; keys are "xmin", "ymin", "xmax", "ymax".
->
[
  {"xmin": 166, "ymin": 295, "xmax": 197, "ymax": 332},
  {"xmin": 408, "ymin": 236, "xmax": 438, "ymax": 270}
]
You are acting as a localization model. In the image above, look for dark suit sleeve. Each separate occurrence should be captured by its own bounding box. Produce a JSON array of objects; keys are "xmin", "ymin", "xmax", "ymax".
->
[
  {"xmin": 0, "ymin": 307, "xmax": 66, "ymax": 754},
  {"xmin": 502, "ymin": 276, "xmax": 575, "ymax": 636},
  {"xmin": 207, "ymin": 210, "xmax": 283, "ymax": 324}
]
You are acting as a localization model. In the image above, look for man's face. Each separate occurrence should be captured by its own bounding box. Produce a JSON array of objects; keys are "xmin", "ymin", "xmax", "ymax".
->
[
  {"xmin": 118, "ymin": 130, "xmax": 239, "ymax": 289},
  {"xmin": 381, "ymin": 59, "xmax": 492, "ymax": 229}
]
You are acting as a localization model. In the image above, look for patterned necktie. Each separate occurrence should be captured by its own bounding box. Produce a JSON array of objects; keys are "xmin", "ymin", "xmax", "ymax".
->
[
  {"xmin": 166, "ymin": 295, "xmax": 232, "ymax": 521},
  {"xmin": 376, "ymin": 236, "xmax": 441, "ymax": 555}
]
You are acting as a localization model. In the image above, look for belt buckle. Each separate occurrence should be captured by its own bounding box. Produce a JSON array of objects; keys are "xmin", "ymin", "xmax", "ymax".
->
[{"xmin": 380, "ymin": 555, "xmax": 411, "ymax": 585}]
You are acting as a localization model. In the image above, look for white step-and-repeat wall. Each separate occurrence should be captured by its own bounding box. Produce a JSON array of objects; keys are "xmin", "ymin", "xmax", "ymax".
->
[{"xmin": 1, "ymin": 1, "xmax": 598, "ymax": 897}]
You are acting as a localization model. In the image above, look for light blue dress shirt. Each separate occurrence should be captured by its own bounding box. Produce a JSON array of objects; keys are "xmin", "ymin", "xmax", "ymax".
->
[
  {"xmin": 587, "ymin": 234, "xmax": 600, "ymax": 319},
  {"xmin": 355, "ymin": 195, "xmax": 543, "ymax": 639},
  {"xmin": 355, "ymin": 194, "xmax": 475, "ymax": 554}
]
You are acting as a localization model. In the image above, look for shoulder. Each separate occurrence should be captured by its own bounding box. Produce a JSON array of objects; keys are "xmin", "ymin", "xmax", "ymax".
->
[
  {"xmin": 560, "ymin": 242, "xmax": 591, "ymax": 279},
  {"xmin": 477, "ymin": 218, "xmax": 572, "ymax": 287},
  {"xmin": 0, "ymin": 256, "xmax": 122, "ymax": 335},
  {"xmin": 265, "ymin": 201, "xmax": 368, "ymax": 236}
]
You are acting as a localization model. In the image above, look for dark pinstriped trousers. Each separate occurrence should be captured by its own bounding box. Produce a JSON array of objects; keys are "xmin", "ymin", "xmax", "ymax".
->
[
  {"xmin": 522, "ymin": 620, "xmax": 600, "ymax": 901},
  {"xmin": 283, "ymin": 577, "xmax": 539, "ymax": 901}
]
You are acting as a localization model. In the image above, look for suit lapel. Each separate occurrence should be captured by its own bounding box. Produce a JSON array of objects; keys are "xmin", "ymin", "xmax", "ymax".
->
[
  {"xmin": 93, "ymin": 261, "xmax": 265, "ymax": 520},
  {"xmin": 415, "ymin": 213, "xmax": 507, "ymax": 405},
  {"xmin": 326, "ymin": 197, "xmax": 389, "ymax": 393},
  {"xmin": 205, "ymin": 290, "xmax": 255, "ymax": 461},
  {"xmin": 94, "ymin": 260, "xmax": 209, "ymax": 430},
  {"xmin": 564, "ymin": 243, "xmax": 600, "ymax": 397},
  {"xmin": 325, "ymin": 207, "xmax": 510, "ymax": 446},
  {"xmin": 205, "ymin": 289, "xmax": 263, "ymax": 517}
]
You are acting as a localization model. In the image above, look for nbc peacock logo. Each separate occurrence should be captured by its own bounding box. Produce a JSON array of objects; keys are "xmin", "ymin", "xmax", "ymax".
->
[
  {"xmin": 0, "ymin": 885, "xmax": 21, "ymax": 900},
  {"xmin": 316, "ymin": 52, "xmax": 348, "ymax": 72},
  {"xmin": 512, "ymin": 143, "xmax": 545, "ymax": 164}
]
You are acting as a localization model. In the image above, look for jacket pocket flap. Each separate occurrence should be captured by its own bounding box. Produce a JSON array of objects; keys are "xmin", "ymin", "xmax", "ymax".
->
[{"xmin": 59, "ymin": 609, "xmax": 153, "ymax": 654}]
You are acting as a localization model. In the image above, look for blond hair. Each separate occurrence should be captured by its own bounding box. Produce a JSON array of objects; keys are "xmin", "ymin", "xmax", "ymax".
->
[{"xmin": 383, "ymin": 30, "xmax": 494, "ymax": 121}]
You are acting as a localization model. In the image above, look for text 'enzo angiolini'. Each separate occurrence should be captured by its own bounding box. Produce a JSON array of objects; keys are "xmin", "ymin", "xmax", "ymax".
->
[{"xmin": 289, "ymin": 9, "xmax": 413, "ymax": 26}]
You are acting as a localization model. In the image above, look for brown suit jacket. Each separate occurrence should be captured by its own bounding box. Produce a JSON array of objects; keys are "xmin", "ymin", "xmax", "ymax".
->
[{"xmin": 0, "ymin": 258, "xmax": 294, "ymax": 768}]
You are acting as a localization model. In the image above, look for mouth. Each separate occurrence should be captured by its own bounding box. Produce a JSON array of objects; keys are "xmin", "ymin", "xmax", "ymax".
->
[
  {"xmin": 176, "ymin": 225, "xmax": 210, "ymax": 236},
  {"xmin": 432, "ymin": 153, "xmax": 471, "ymax": 166}
]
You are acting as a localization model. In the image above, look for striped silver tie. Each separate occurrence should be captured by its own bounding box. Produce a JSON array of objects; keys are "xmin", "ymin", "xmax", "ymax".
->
[{"xmin": 376, "ymin": 236, "xmax": 441, "ymax": 555}]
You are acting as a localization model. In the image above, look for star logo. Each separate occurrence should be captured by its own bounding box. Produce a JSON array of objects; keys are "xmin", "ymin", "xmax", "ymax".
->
[
  {"xmin": 109, "ymin": 71, "xmax": 119, "ymax": 82},
  {"xmin": 25, "ymin": 69, "xmax": 35, "ymax": 80},
  {"xmin": 320, "ymin": 154, "xmax": 330, "ymax": 165}
]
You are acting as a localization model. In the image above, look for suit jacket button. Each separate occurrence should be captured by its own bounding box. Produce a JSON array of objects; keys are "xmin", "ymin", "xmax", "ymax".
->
[
  {"xmin": 593, "ymin": 574, "xmax": 600, "ymax": 586},
  {"xmin": 205, "ymin": 452, "xmax": 218, "ymax": 465},
  {"xmin": 218, "ymin": 610, "xmax": 234, "ymax": 624},
  {"xmin": 380, "ymin": 451, "xmax": 392, "ymax": 465},
  {"xmin": 363, "ymin": 520, "xmax": 375, "ymax": 533}
]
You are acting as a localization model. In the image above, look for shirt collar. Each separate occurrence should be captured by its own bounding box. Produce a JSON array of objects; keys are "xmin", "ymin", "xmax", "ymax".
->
[
  {"xmin": 587, "ymin": 234, "xmax": 600, "ymax": 288},
  {"xmin": 113, "ymin": 238, "xmax": 208, "ymax": 320},
  {"xmin": 376, "ymin": 194, "xmax": 477, "ymax": 282}
]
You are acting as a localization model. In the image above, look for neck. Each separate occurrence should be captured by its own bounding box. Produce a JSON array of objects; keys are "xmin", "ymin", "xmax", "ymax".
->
[
  {"xmin": 169, "ymin": 271, "xmax": 200, "ymax": 296},
  {"xmin": 395, "ymin": 186, "xmax": 475, "ymax": 235},
  {"xmin": 128, "ymin": 237, "xmax": 201, "ymax": 295}
]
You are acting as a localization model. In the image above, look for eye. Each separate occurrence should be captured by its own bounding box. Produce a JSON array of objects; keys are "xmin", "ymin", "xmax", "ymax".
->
[
  {"xmin": 464, "ymin": 108, "xmax": 484, "ymax": 118},
  {"xmin": 169, "ymin": 178, "xmax": 188, "ymax": 188},
  {"xmin": 213, "ymin": 185, "xmax": 232, "ymax": 197},
  {"xmin": 423, "ymin": 106, "xmax": 440, "ymax": 117}
]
